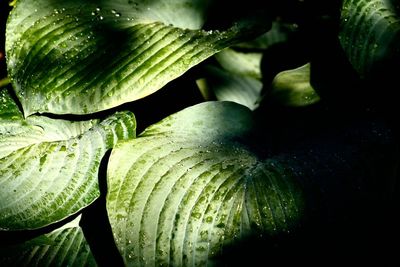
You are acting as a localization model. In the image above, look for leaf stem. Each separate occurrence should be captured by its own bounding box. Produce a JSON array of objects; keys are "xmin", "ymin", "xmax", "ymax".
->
[
  {"xmin": 0, "ymin": 77, "xmax": 11, "ymax": 88},
  {"xmin": 9, "ymin": 0, "xmax": 17, "ymax": 7}
]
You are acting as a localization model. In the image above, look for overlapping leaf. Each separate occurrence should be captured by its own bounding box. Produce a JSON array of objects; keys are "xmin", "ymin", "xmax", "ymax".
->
[
  {"xmin": 271, "ymin": 63, "xmax": 320, "ymax": 107},
  {"xmin": 0, "ymin": 88, "xmax": 136, "ymax": 230},
  {"xmin": 340, "ymin": 0, "xmax": 400, "ymax": 77},
  {"xmin": 0, "ymin": 216, "xmax": 97, "ymax": 266},
  {"xmin": 107, "ymin": 102, "xmax": 303, "ymax": 266},
  {"xmin": 215, "ymin": 48, "xmax": 262, "ymax": 80},
  {"xmin": 6, "ymin": 0, "xmax": 270, "ymax": 115},
  {"xmin": 199, "ymin": 66, "xmax": 262, "ymax": 110}
]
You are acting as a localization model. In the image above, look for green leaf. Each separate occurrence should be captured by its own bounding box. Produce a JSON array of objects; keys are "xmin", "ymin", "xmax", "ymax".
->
[
  {"xmin": 0, "ymin": 215, "xmax": 97, "ymax": 266},
  {"xmin": 339, "ymin": 0, "xmax": 400, "ymax": 78},
  {"xmin": 234, "ymin": 20, "xmax": 294, "ymax": 50},
  {"xmin": 215, "ymin": 48, "xmax": 262, "ymax": 79},
  {"xmin": 197, "ymin": 47, "xmax": 263, "ymax": 108},
  {"xmin": 0, "ymin": 87, "xmax": 23, "ymax": 120},
  {"xmin": 0, "ymin": 91, "xmax": 136, "ymax": 230},
  {"xmin": 6, "ymin": 0, "xmax": 270, "ymax": 116},
  {"xmin": 106, "ymin": 102, "xmax": 303, "ymax": 266},
  {"xmin": 198, "ymin": 66, "xmax": 262, "ymax": 110},
  {"xmin": 271, "ymin": 63, "xmax": 320, "ymax": 107}
]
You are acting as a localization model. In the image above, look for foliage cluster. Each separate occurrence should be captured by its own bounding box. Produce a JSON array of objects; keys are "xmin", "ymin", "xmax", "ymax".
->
[{"xmin": 0, "ymin": 0, "xmax": 399, "ymax": 266}]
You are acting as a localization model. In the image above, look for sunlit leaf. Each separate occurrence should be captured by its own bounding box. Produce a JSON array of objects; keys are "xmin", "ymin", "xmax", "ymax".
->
[
  {"xmin": 107, "ymin": 101, "xmax": 303, "ymax": 266},
  {"xmin": 6, "ymin": 0, "xmax": 270, "ymax": 115},
  {"xmin": 0, "ymin": 216, "xmax": 97, "ymax": 266},
  {"xmin": 0, "ymin": 88, "xmax": 136, "ymax": 230},
  {"xmin": 0, "ymin": 87, "xmax": 22, "ymax": 120}
]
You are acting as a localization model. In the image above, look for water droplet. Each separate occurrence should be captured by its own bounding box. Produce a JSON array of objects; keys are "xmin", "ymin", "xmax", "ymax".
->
[
  {"xmin": 95, "ymin": 7, "xmax": 101, "ymax": 11},
  {"xmin": 99, "ymin": 16, "xmax": 104, "ymax": 20},
  {"xmin": 115, "ymin": 13, "xmax": 121, "ymax": 17},
  {"xmin": 192, "ymin": 212, "xmax": 201, "ymax": 219}
]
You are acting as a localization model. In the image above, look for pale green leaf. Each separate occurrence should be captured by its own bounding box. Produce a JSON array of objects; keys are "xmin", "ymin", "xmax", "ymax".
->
[
  {"xmin": 198, "ymin": 66, "xmax": 262, "ymax": 110},
  {"xmin": 0, "ymin": 215, "xmax": 97, "ymax": 266},
  {"xmin": 107, "ymin": 101, "xmax": 303, "ymax": 266},
  {"xmin": 215, "ymin": 48, "xmax": 262, "ymax": 79},
  {"xmin": 6, "ymin": 0, "xmax": 270, "ymax": 115},
  {"xmin": 0, "ymin": 92, "xmax": 136, "ymax": 230},
  {"xmin": 271, "ymin": 63, "xmax": 320, "ymax": 107},
  {"xmin": 339, "ymin": 0, "xmax": 400, "ymax": 77}
]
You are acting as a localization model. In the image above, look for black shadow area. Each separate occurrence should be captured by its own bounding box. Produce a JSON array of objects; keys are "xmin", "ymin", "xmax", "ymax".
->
[{"xmin": 80, "ymin": 150, "xmax": 125, "ymax": 267}]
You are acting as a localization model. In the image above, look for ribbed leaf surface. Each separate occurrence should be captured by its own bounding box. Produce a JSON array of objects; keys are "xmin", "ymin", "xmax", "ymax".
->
[
  {"xmin": 107, "ymin": 102, "xmax": 303, "ymax": 266},
  {"xmin": 340, "ymin": 0, "xmax": 400, "ymax": 77},
  {"xmin": 0, "ymin": 216, "xmax": 97, "ymax": 266},
  {"xmin": 6, "ymin": 0, "xmax": 270, "ymax": 115},
  {"xmin": 0, "ymin": 88, "xmax": 136, "ymax": 230}
]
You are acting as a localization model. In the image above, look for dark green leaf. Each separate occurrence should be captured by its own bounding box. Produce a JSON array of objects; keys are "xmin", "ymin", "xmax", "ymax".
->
[
  {"xmin": 340, "ymin": 0, "xmax": 400, "ymax": 78},
  {"xmin": 0, "ymin": 216, "xmax": 97, "ymax": 266},
  {"xmin": 271, "ymin": 63, "xmax": 320, "ymax": 107}
]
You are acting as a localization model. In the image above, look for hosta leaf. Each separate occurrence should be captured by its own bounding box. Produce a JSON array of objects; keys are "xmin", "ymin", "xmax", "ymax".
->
[
  {"xmin": 340, "ymin": 0, "xmax": 400, "ymax": 78},
  {"xmin": 6, "ymin": 0, "xmax": 270, "ymax": 115},
  {"xmin": 0, "ymin": 216, "xmax": 97, "ymax": 266},
  {"xmin": 0, "ymin": 87, "xmax": 23, "ymax": 120},
  {"xmin": 198, "ymin": 66, "xmax": 262, "ymax": 110},
  {"xmin": 107, "ymin": 102, "xmax": 303, "ymax": 266},
  {"xmin": 270, "ymin": 63, "xmax": 320, "ymax": 107},
  {"xmin": 0, "ymin": 91, "xmax": 136, "ymax": 230},
  {"xmin": 214, "ymin": 48, "xmax": 262, "ymax": 79}
]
